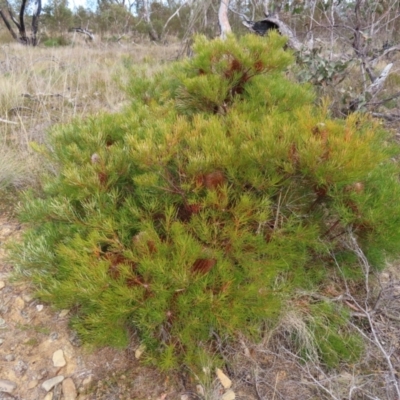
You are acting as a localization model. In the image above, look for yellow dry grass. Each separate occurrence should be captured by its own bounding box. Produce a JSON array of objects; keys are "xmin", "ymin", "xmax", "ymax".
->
[{"xmin": 0, "ymin": 40, "xmax": 180, "ymax": 190}]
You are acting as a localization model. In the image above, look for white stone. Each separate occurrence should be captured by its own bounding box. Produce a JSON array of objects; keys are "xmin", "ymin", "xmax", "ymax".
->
[
  {"xmin": 59, "ymin": 309, "xmax": 70, "ymax": 318},
  {"xmin": 221, "ymin": 389, "xmax": 236, "ymax": 400},
  {"xmin": 81, "ymin": 375, "xmax": 94, "ymax": 389},
  {"xmin": 216, "ymin": 368, "xmax": 232, "ymax": 389},
  {"xmin": 14, "ymin": 297, "xmax": 25, "ymax": 311},
  {"xmin": 0, "ymin": 379, "xmax": 17, "ymax": 393},
  {"xmin": 43, "ymin": 392, "xmax": 53, "ymax": 400},
  {"xmin": 196, "ymin": 385, "xmax": 204, "ymax": 396},
  {"xmin": 62, "ymin": 378, "xmax": 77, "ymax": 400},
  {"xmin": 28, "ymin": 380, "xmax": 39, "ymax": 389},
  {"xmin": 134, "ymin": 344, "xmax": 146, "ymax": 359},
  {"xmin": 36, "ymin": 304, "xmax": 44, "ymax": 312},
  {"xmin": 52, "ymin": 349, "xmax": 66, "ymax": 367},
  {"xmin": 0, "ymin": 281, "xmax": 5, "ymax": 290},
  {"xmin": 42, "ymin": 375, "xmax": 65, "ymax": 391}
]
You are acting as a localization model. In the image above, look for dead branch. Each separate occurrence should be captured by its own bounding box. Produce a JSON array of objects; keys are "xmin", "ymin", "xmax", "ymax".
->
[
  {"xmin": 8, "ymin": 106, "xmax": 33, "ymax": 115},
  {"xmin": 161, "ymin": 1, "xmax": 188, "ymax": 40},
  {"xmin": 69, "ymin": 27, "xmax": 95, "ymax": 41},
  {"xmin": 367, "ymin": 63, "xmax": 393, "ymax": 96},
  {"xmin": 0, "ymin": 118, "xmax": 18, "ymax": 125},
  {"xmin": 371, "ymin": 45, "xmax": 400, "ymax": 64},
  {"xmin": 368, "ymin": 91, "xmax": 400, "ymax": 106},
  {"xmin": 339, "ymin": 232, "xmax": 400, "ymax": 399},
  {"xmin": 371, "ymin": 113, "xmax": 400, "ymax": 121},
  {"xmin": 242, "ymin": 14, "xmax": 304, "ymax": 52},
  {"xmin": 0, "ymin": 9, "xmax": 18, "ymax": 40},
  {"xmin": 22, "ymin": 93, "xmax": 65, "ymax": 99}
]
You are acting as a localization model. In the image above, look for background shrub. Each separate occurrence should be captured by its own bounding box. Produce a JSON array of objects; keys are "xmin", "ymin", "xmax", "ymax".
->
[{"xmin": 10, "ymin": 33, "xmax": 400, "ymax": 370}]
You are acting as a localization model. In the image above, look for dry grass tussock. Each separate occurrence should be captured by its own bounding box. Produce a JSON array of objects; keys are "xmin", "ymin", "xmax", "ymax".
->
[
  {"xmin": 0, "ymin": 41, "xmax": 180, "ymax": 192},
  {"xmin": 197, "ymin": 240, "xmax": 400, "ymax": 400}
]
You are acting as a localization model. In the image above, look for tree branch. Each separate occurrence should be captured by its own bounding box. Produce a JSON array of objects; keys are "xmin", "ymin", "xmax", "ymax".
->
[{"xmin": 0, "ymin": 9, "xmax": 18, "ymax": 40}]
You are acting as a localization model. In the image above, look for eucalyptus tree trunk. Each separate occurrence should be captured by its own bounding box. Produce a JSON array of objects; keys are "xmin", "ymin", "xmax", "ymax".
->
[
  {"xmin": 263, "ymin": 0, "xmax": 271, "ymax": 15},
  {"xmin": 143, "ymin": 0, "xmax": 159, "ymax": 41},
  {"xmin": 218, "ymin": 0, "xmax": 231, "ymax": 39},
  {"xmin": 0, "ymin": 0, "xmax": 41, "ymax": 45}
]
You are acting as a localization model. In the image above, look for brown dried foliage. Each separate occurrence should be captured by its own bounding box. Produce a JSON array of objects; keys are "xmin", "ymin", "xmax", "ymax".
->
[
  {"xmin": 191, "ymin": 258, "xmax": 217, "ymax": 275},
  {"xmin": 203, "ymin": 170, "xmax": 225, "ymax": 189}
]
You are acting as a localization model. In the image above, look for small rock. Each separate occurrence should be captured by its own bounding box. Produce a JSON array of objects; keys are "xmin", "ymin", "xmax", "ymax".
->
[
  {"xmin": 180, "ymin": 396, "xmax": 189, "ymax": 400},
  {"xmin": 36, "ymin": 304, "xmax": 44, "ymax": 312},
  {"xmin": 42, "ymin": 376, "xmax": 65, "ymax": 392},
  {"xmin": 59, "ymin": 309, "xmax": 70, "ymax": 318},
  {"xmin": 22, "ymin": 293, "xmax": 33, "ymax": 303},
  {"xmin": 0, "ymin": 318, "xmax": 7, "ymax": 329},
  {"xmin": 14, "ymin": 297, "xmax": 25, "ymax": 310},
  {"xmin": 0, "ymin": 379, "xmax": 17, "ymax": 393},
  {"xmin": 14, "ymin": 360, "xmax": 28, "ymax": 376},
  {"xmin": 50, "ymin": 332, "xmax": 59, "ymax": 341},
  {"xmin": 43, "ymin": 392, "xmax": 53, "ymax": 400},
  {"xmin": 0, "ymin": 339, "xmax": 3, "ymax": 346},
  {"xmin": 62, "ymin": 378, "xmax": 77, "ymax": 400},
  {"xmin": 28, "ymin": 380, "xmax": 39, "ymax": 389},
  {"xmin": 80, "ymin": 375, "xmax": 94, "ymax": 390},
  {"xmin": 134, "ymin": 344, "xmax": 146, "ymax": 359},
  {"xmin": 216, "ymin": 368, "xmax": 232, "ymax": 389},
  {"xmin": 196, "ymin": 385, "xmax": 204, "ymax": 396},
  {"xmin": 4, "ymin": 354, "xmax": 15, "ymax": 362},
  {"xmin": 52, "ymin": 349, "xmax": 66, "ymax": 367},
  {"xmin": 221, "ymin": 389, "xmax": 236, "ymax": 400},
  {"xmin": 69, "ymin": 331, "xmax": 82, "ymax": 347},
  {"xmin": 0, "ymin": 281, "xmax": 5, "ymax": 290}
]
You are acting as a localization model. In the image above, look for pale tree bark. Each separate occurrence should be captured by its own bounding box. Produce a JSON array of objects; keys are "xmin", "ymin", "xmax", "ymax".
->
[
  {"xmin": 160, "ymin": 0, "xmax": 189, "ymax": 40},
  {"xmin": 143, "ymin": 0, "xmax": 159, "ymax": 41},
  {"xmin": 218, "ymin": 0, "xmax": 231, "ymax": 39},
  {"xmin": 263, "ymin": 0, "xmax": 271, "ymax": 16}
]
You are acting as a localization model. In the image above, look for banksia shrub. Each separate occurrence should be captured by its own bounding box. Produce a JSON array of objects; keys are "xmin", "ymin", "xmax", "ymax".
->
[{"xmin": 11, "ymin": 33, "xmax": 400, "ymax": 370}]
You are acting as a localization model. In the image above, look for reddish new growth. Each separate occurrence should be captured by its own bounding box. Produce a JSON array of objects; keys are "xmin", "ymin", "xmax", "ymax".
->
[
  {"xmin": 104, "ymin": 252, "xmax": 136, "ymax": 280},
  {"xmin": 224, "ymin": 57, "xmax": 250, "ymax": 97},
  {"xmin": 203, "ymin": 170, "xmax": 225, "ymax": 189},
  {"xmin": 253, "ymin": 59, "xmax": 265, "ymax": 72},
  {"xmin": 191, "ymin": 258, "xmax": 217, "ymax": 275},
  {"xmin": 98, "ymin": 172, "xmax": 107, "ymax": 186}
]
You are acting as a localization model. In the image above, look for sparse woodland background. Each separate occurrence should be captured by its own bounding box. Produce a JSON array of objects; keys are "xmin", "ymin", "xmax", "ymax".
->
[{"xmin": 2, "ymin": 1, "xmax": 400, "ymax": 399}]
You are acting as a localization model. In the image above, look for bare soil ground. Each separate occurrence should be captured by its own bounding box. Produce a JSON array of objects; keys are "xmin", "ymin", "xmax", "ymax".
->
[{"xmin": 0, "ymin": 212, "xmax": 187, "ymax": 400}]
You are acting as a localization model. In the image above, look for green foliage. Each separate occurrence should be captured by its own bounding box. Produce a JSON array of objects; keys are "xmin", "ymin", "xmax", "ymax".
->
[
  {"xmin": 42, "ymin": 0, "xmax": 74, "ymax": 32},
  {"xmin": 297, "ymin": 48, "xmax": 350, "ymax": 86},
  {"xmin": 42, "ymin": 35, "xmax": 71, "ymax": 47},
  {"xmin": 309, "ymin": 303, "xmax": 364, "ymax": 367},
  {"xmin": 10, "ymin": 33, "xmax": 400, "ymax": 371}
]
